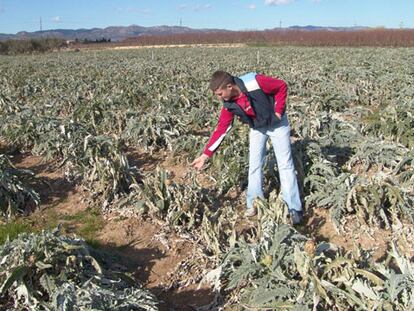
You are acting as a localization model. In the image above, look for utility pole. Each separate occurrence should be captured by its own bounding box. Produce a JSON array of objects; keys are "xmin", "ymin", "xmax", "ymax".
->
[
  {"xmin": 180, "ymin": 18, "xmax": 182, "ymax": 27},
  {"xmin": 279, "ymin": 20, "xmax": 282, "ymax": 29},
  {"xmin": 40, "ymin": 17, "xmax": 43, "ymax": 36}
]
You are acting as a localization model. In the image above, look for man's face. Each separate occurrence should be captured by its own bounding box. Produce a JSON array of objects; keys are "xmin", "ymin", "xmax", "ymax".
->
[{"xmin": 214, "ymin": 84, "xmax": 233, "ymax": 102}]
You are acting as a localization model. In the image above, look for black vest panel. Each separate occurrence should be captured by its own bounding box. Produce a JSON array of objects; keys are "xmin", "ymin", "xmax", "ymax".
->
[{"xmin": 223, "ymin": 76, "xmax": 278, "ymax": 129}]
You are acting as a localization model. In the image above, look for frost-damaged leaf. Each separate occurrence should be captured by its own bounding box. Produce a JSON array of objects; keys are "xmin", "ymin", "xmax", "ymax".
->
[
  {"xmin": 16, "ymin": 282, "xmax": 34, "ymax": 307},
  {"xmin": 354, "ymin": 268, "xmax": 385, "ymax": 287},
  {"xmin": 250, "ymin": 286, "xmax": 294, "ymax": 306},
  {"xmin": 36, "ymin": 261, "xmax": 53, "ymax": 270},
  {"xmin": 246, "ymin": 300, "xmax": 296, "ymax": 310},
  {"xmin": 386, "ymin": 272, "xmax": 406, "ymax": 302},
  {"xmin": 320, "ymin": 279, "xmax": 367, "ymax": 309},
  {"xmin": 53, "ymin": 283, "xmax": 76, "ymax": 311},
  {"xmin": 391, "ymin": 242, "xmax": 414, "ymax": 278},
  {"xmin": 85, "ymin": 255, "xmax": 103, "ymax": 275},
  {"xmin": 198, "ymin": 266, "xmax": 222, "ymax": 292},
  {"xmin": 351, "ymin": 279, "xmax": 381, "ymax": 301},
  {"xmin": 39, "ymin": 274, "xmax": 57, "ymax": 295},
  {"xmin": 0, "ymin": 265, "xmax": 29, "ymax": 294}
]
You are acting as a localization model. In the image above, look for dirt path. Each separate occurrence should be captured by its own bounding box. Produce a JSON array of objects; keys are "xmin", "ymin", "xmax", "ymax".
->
[
  {"xmin": 67, "ymin": 43, "xmax": 247, "ymax": 53},
  {"xmin": 97, "ymin": 216, "xmax": 215, "ymax": 310},
  {"xmin": 12, "ymin": 152, "xmax": 86, "ymax": 215}
]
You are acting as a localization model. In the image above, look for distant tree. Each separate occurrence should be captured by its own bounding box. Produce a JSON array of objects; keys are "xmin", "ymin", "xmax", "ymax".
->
[{"xmin": 81, "ymin": 37, "xmax": 111, "ymax": 44}]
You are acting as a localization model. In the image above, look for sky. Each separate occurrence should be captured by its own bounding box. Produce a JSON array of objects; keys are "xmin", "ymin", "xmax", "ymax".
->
[{"xmin": 0, "ymin": 0, "xmax": 413, "ymax": 34}]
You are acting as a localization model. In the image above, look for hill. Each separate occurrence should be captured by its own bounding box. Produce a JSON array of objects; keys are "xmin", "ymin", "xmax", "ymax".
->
[
  {"xmin": 0, "ymin": 24, "xmax": 375, "ymax": 42},
  {"xmin": 0, "ymin": 25, "xmax": 229, "ymax": 42}
]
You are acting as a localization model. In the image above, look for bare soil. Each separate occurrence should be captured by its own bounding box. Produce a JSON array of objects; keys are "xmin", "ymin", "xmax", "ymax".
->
[
  {"xmin": 303, "ymin": 207, "xmax": 393, "ymax": 261},
  {"xmin": 97, "ymin": 216, "xmax": 215, "ymax": 310},
  {"xmin": 11, "ymin": 152, "xmax": 86, "ymax": 215}
]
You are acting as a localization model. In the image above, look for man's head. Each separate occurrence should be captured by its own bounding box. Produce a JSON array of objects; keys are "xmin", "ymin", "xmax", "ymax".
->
[
  {"xmin": 209, "ymin": 70, "xmax": 239, "ymax": 102},
  {"xmin": 209, "ymin": 71, "xmax": 234, "ymax": 91}
]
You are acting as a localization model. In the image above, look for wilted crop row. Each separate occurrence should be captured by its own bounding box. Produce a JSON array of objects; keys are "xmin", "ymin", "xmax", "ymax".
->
[
  {"xmin": 0, "ymin": 228, "xmax": 159, "ymax": 310},
  {"xmin": 0, "ymin": 154, "xmax": 39, "ymax": 218},
  {"xmin": 208, "ymin": 204, "xmax": 414, "ymax": 310},
  {"xmin": 0, "ymin": 95, "xmax": 138, "ymax": 212}
]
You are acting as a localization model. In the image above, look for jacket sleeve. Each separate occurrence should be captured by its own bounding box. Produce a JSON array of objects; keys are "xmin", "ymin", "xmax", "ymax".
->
[
  {"xmin": 256, "ymin": 74, "xmax": 288, "ymax": 116},
  {"xmin": 203, "ymin": 107, "xmax": 234, "ymax": 157}
]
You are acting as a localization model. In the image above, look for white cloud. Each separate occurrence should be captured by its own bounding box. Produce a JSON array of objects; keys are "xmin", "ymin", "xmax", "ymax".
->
[
  {"xmin": 248, "ymin": 4, "xmax": 257, "ymax": 9},
  {"xmin": 116, "ymin": 7, "xmax": 151, "ymax": 15},
  {"xmin": 127, "ymin": 7, "xmax": 151, "ymax": 14},
  {"xmin": 178, "ymin": 3, "xmax": 213, "ymax": 12},
  {"xmin": 194, "ymin": 4, "xmax": 212, "ymax": 11},
  {"xmin": 52, "ymin": 16, "xmax": 61, "ymax": 23},
  {"xmin": 265, "ymin": 0, "xmax": 294, "ymax": 5}
]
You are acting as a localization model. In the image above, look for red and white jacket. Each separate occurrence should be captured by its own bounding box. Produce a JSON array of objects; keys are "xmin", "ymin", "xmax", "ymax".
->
[{"xmin": 203, "ymin": 74, "xmax": 287, "ymax": 157}]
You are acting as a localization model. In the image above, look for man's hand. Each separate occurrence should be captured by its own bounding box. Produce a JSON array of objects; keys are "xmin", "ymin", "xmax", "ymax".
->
[
  {"xmin": 191, "ymin": 154, "xmax": 209, "ymax": 170},
  {"xmin": 276, "ymin": 112, "xmax": 282, "ymax": 120}
]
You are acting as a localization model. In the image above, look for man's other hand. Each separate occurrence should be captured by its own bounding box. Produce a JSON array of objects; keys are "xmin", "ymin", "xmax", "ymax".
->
[{"xmin": 191, "ymin": 154, "xmax": 209, "ymax": 170}]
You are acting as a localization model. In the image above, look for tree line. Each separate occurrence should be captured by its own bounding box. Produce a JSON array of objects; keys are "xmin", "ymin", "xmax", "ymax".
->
[
  {"xmin": 0, "ymin": 38, "xmax": 67, "ymax": 55},
  {"xmin": 0, "ymin": 37, "xmax": 112, "ymax": 55},
  {"xmin": 123, "ymin": 29, "xmax": 414, "ymax": 47}
]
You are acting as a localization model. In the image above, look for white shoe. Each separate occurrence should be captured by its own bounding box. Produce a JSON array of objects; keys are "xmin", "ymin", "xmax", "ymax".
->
[{"xmin": 244, "ymin": 208, "xmax": 257, "ymax": 218}]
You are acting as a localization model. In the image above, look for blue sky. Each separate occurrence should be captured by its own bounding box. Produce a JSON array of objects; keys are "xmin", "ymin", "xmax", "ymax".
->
[{"xmin": 0, "ymin": 0, "xmax": 413, "ymax": 34}]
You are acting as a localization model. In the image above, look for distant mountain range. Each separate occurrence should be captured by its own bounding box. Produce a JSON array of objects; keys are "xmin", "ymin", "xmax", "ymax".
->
[
  {"xmin": 0, "ymin": 25, "xmax": 229, "ymax": 42},
  {"xmin": 0, "ymin": 24, "xmax": 373, "ymax": 42}
]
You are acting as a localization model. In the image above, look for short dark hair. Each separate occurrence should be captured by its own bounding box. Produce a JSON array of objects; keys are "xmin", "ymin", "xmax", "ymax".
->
[{"xmin": 209, "ymin": 71, "xmax": 234, "ymax": 91}]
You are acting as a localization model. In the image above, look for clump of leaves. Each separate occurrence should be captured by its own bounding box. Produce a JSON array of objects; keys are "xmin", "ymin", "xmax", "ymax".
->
[
  {"xmin": 78, "ymin": 134, "xmax": 138, "ymax": 204},
  {"xmin": 171, "ymin": 133, "xmax": 206, "ymax": 164},
  {"xmin": 362, "ymin": 100, "xmax": 414, "ymax": 149},
  {"xmin": 199, "ymin": 202, "xmax": 238, "ymax": 256},
  {"xmin": 123, "ymin": 112, "xmax": 186, "ymax": 152},
  {"xmin": 213, "ymin": 219, "xmax": 414, "ymax": 310},
  {"xmin": 117, "ymin": 168, "xmax": 212, "ymax": 230},
  {"xmin": 347, "ymin": 137, "xmax": 409, "ymax": 172},
  {"xmin": 0, "ymin": 154, "xmax": 40, "ymax": 219},
  {"xmin": 210, "ymin": 124, "xmax": 249, "ymax": 195},
  {"xmin": 0, "ymin": 111, "xmax": 138, "ymax": 205},
  {"xmin": 305, "ymin": 151, "xmax": 414, "ymax": 231},
  {"xmin": 0, "ymin": 228, "xmax": 159, "ymax": 310}
]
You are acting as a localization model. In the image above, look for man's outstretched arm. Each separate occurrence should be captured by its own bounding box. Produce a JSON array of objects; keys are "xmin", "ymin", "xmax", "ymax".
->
[{"xmin": 191, "ymin": 107, "xmax": 234, "ymax": 170}]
